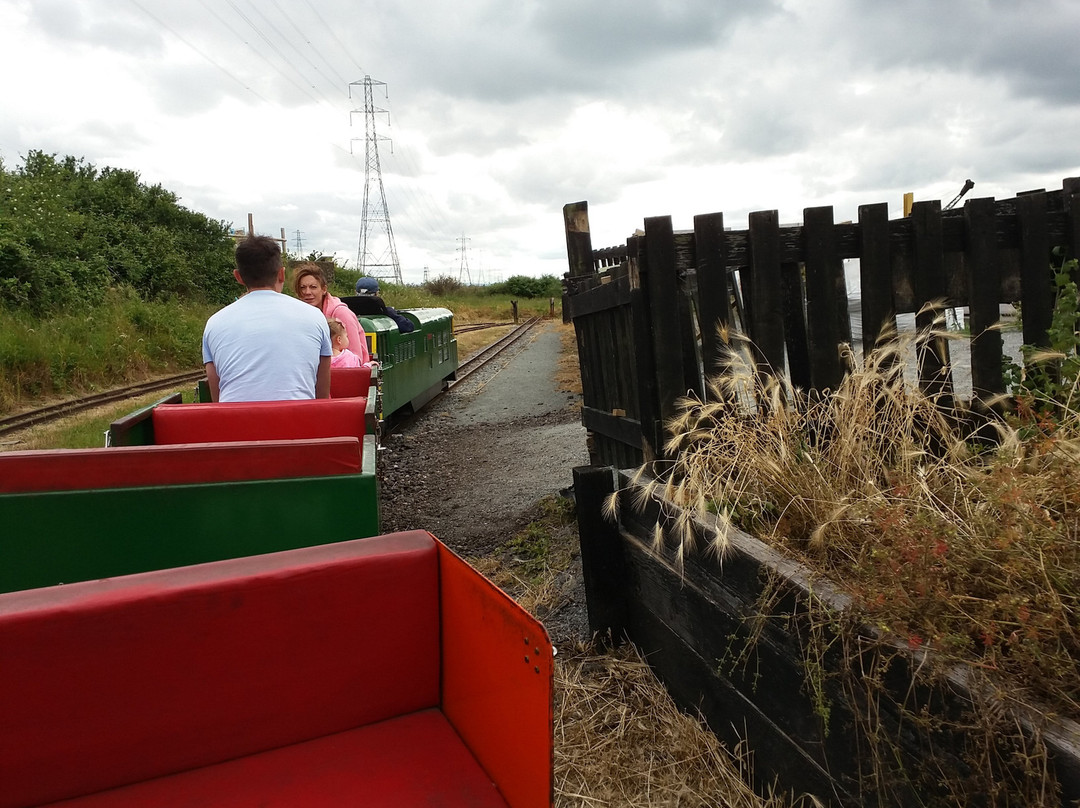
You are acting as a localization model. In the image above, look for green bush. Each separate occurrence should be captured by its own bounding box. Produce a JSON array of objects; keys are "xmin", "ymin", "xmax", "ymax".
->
[
  {"xmin": 0, "ymin": 151, "xmax": 237, "ymax": 314},
  {"xmin": 423, "ymin": 275, "xmax": 464, "ymax": 296},
  {"xmin": 488, "ymin": 274, "xmax": 562, "ymax": 299}
]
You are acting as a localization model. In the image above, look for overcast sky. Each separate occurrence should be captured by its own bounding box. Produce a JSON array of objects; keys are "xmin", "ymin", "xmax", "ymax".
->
[{"xmin": 2, "ymin": 0, "xmax": 1078, "ymax": 285}]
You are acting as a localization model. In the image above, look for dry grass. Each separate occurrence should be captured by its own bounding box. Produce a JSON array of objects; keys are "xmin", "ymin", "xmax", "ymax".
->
[
  {"xmin": 472, "ymin": 497, "xmax": 804, "ymax": 808},
  {"xmin": 555, "ymin": 321, "xmax": 584, "ymax": 397},
  {"xmin": 555, "ymin": 642, "xmax": 804, "ymax": 808},
  {"xmin": 636, "ymin": 323, "xmax": 1080, "ymax": 804}
]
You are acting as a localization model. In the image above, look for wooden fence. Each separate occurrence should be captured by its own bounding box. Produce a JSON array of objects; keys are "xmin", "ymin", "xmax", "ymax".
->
[{"xmin": 563, "ymin": 178, "xmax": 1080, "ymax": 468}]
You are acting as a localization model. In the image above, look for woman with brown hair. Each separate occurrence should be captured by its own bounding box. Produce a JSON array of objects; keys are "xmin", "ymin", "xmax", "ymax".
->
[{"xmin": 292, "ymin": 263, "xmax": 371, "ymax": 365}]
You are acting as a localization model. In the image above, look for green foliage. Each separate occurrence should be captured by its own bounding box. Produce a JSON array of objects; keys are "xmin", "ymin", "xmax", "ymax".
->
[
  {"xmin": 0, "ymin": 151, "xmax": 237, "ymax": 314},
  {"xmin": 488, "ymin": 274, "xmax": 562, "ymax": 299},
  {"xmin": 1002, "ymin": 258, "xmax": 1080, "ymax": 416}
]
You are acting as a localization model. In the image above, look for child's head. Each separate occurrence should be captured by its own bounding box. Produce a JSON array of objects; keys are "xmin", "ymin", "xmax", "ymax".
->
[{"xmin": 327, "ymin": 318, "xmax": 349, "ymax": 352}]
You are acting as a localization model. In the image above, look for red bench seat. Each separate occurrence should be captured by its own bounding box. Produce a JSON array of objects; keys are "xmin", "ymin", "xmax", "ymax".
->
[
  {"xmin": 0, "ymin": 437, "xmax": 361, "ymax": 494},
  {"xmin": 151, "ymin": 397, "xmax": 366, "ymax": 445},
  {"xmin": 329, "ymin": 364, "xmax": 374, "ymax": 399},
  {"xmin": 40, "ymin": 711, "xmax": 508, "ymax": 807},
  {"xmin": 0, "ymin": 532, "xmax": 552, "ymax": 808}
]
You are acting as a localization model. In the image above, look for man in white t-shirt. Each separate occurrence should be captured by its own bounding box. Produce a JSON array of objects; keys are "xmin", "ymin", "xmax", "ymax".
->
[{"xmin": 202, "ymin": 235, "xmax": 332, "ymax": 402}]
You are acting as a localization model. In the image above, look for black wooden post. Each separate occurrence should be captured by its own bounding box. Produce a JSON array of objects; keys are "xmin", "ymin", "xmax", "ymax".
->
[
  {"xmin": 563, "ymin": 201, "xmax": 594, "ymax": 278},
  {"xmin": 964, "ymin": 196, "xmax": 1005, "ymax": 408},
  {"xmin": 693, "ymin": 212, "xmax": 732, "ymax": 389},
  {"xmin": 803, "ymin": 205, "xmax": 848, "ymax": 391},
  {"xmin": 643, "ymin": 216, "xmax": 687, "ymax": 442},
  {"xmin": 747, "ymin": 210, "xmax": 786, "ymax": 382},
  {"xmin": 857, "ymin": 202, "xmax": 895, "ymax": 354},
  {"xmin": 1017, "ymin": 190, "xmax": 1052, "ymax": 349},
  {"xmin": 911, "ymin": 200, "xmax": 954, "ymax": 400},
  {"xmin": 629, "ymin": 235, "xmax": 662, "ymax": 463},
  {"xmin": 572, "ymin": 465, "xmax": 627, "ymax": 646},
  {"xmin": 1063, "ymin": 177, "xmax": 1080, "ymax": 271},
  {"xmin": 781, "ymin": 261, "xmax": 811, "ymax": 391}
]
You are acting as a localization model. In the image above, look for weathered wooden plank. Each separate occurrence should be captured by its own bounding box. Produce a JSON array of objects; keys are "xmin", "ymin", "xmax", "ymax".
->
[
  {"xmin": 614, "ymin": 534, "xmax": 853, "ymax": 806},
  {"xmin": 581, "ymin": 407, "xmax": 643, "ymax": 449},
  {"xmin": 572, "ymin": 465, "xmax": 628, "ymax": 643},
  {"xmin": 964, "ymin": 196, "xmax": 1005, "ymax": 406},
  {"xmin": 911, "ymin": 200, "xmax": 954, "ymax": 400},
  {"xmin": 643, "ymin": 216, "xmax": 689, "ymax": 437},
  {"xmin": 748, "ymin": 210, "xmax": 787, "ymax": 380},
  {"xmin": 858, "ymin": 202, "xmax": 895, "ymax": 352},
  {"xmin": 563, "ymin": 201, "xmax": 594, "ymax": 276},
  {"xmin": 676, "ymin": 265, "xmax": 704, "ymax": 401},
  {"xmin": 629, "ymin": 236, "xmax": 661, "ymax": 463},
  {"xmin": 803, "ymin": 205, "xmax": 848, "ymax": 391},
  {"xmin": 1018, "ymin": 190, "xmax": 1053, "ymax": 349},
  {"xmin": 564, "ymin": 272, "xmax": 632, "ymax": 320},
  {"xmin": 694, "ymin": 212, "xmax": 732, "ymax": 386},
  {"xmin": 781, "ymin": 262, "xmax": 811, "ymax": 391}
]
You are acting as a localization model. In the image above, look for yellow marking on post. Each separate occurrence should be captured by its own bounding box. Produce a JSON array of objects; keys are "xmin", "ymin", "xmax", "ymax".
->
[{"xmin": 903, "ymin": 192, "xmax": 914, "ymax": 217}]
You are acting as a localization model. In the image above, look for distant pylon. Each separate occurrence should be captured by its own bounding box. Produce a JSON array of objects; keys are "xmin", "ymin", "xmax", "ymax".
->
[
  {"xmin": 349, "ymin": 76, "xmax": 402, "ymax": 284},
  {"xmin": 457, "ymin": 234, "xmax": 472, "ymax": 284}
]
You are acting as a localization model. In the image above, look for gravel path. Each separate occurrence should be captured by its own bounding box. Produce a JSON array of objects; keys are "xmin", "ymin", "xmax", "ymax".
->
[{"xmin": 379, "ymin": 320, "xmax": 591, "ymax": 644}]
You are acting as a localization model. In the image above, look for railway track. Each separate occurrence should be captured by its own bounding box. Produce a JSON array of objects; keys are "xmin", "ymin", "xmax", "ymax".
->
[
  {"xmin": 380, "ymin": 316, "xmax": 542, "ymax": 438},
  {"xmin": 452, "ymin": 316, "xmax": 542, "ymax": 386},
  {"xmin": 454, "ymin": 321, "xmax": 506, "ymax": 334},
  {"xmin": 0, "ymin": 318, "xmax": 544, "ymax": 440},
  {"xmin": 0, "ymin": 370, "xmax": 206, "ymax": 439}
]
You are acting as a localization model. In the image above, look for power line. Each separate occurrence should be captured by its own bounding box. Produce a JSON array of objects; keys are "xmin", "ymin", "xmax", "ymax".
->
[
  {"xmin": 128, "ymin": 0, "xmax": 269, "ymax": 102},
  {"xmin": 302, "ymin": 0, "xmax": 365, "ymax": 78}
]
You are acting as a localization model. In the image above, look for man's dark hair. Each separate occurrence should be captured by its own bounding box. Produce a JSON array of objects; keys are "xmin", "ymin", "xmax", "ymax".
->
[{"xmin": 234, "ymin": 235, "xmax": 282, "ymax": 287}]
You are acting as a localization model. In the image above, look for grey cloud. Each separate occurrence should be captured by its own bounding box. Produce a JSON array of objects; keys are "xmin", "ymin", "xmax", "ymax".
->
[
  {"xmin": 533, "ymin": 0, "xmax": 781, "ymax": 63},
  {"xmin": 841, "ymin": 0, "xmax": 1080, "ymax": 104},
  {"xmin": 30, "ymin": 0, "xmax": 164, "ymax": 56}
]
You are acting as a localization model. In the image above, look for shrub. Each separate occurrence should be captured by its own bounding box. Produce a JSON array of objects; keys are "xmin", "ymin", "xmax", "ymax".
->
[
  {"xmin": 0, "ymin": 151, "xmax": 236, "ymax": 313},
  {"xmin": 488, "ymin": 274, "xmax": 562, "ymax": 299},
  {"xmin": 423, "ymin": 275, "xmax": 464, "ymax": 296}
]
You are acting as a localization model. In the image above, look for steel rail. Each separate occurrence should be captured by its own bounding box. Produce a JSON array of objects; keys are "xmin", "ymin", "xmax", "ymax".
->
[
  {"xmin": 454, "ymin": 322, "xmax": 507, "ymax": 334},
  {"xmin": 0, "ymin": 370, "xmax": 205, "ymax": 438}
]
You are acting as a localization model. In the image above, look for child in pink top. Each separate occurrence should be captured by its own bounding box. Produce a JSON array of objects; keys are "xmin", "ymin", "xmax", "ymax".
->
[{"xmin": 327, "ymin": 319, "xmax": 363, "ymax": 368}]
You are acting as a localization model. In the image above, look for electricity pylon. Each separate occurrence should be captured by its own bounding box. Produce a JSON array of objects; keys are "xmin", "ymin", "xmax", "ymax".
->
[
  {"xmin": 457, "ymin": 234, "xmax": 472, "ymax": 284},
  {"xmin": 349, "ymin": 76, "xmax": 402, "ymax": 284}
]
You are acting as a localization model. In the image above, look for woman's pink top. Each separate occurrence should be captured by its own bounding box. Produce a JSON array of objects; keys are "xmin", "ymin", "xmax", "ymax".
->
[{"xmin": 322, "ymin": 294, "xmax": 371, "ymax": 364}]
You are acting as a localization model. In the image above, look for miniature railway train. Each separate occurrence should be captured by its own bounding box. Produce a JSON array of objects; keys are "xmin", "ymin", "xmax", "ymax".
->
[{"xmin": 0, "ymin": 306, "xmax": 553, "ymax": 807}]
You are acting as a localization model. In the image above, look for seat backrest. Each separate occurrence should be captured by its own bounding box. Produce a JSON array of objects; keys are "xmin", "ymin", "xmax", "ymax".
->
[
  {"xmin": 0, "ymin": 438, "xmax": 361, "ymax": 494},
  {"xmin": 0, "ymin": 532, "xmax": 441, "ymax": 808},
  {"xmin": 152, "ymin": 397, "xmax": 365, "ymax": 445},
  {"xmin": 330, "ymin": 365, "xmax": 373, "ymax": 399}
]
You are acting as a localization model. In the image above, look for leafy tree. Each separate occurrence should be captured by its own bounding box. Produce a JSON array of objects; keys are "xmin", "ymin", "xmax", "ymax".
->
[{"xmin": 0, "ymin": 151, "xmax": 237, "ymax": 313}]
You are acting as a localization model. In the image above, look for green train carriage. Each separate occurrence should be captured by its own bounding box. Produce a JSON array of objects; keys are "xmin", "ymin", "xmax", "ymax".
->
[{"xmin": 359, "ymin": 307, "xmax": 458, "ymax": 417}]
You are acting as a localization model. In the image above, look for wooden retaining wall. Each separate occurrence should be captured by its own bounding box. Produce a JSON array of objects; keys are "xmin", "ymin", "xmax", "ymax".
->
[{"xmin": 573, "ymin": 465, "xmax": 1080, "ymax": 806}]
